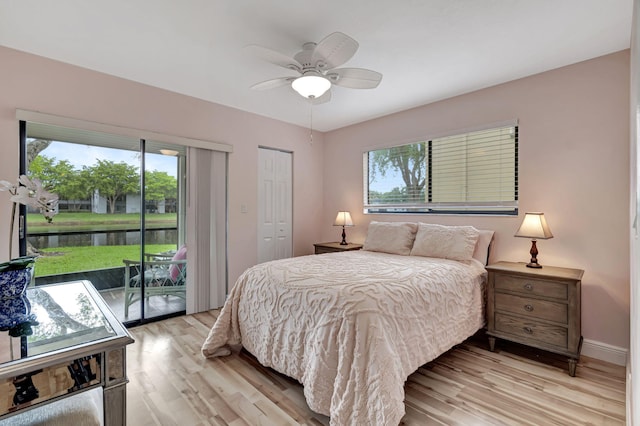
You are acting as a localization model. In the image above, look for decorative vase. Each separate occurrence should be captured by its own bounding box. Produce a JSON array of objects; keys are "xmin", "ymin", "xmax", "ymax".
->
[{"xmin": 0, "ymin": 256, "xmax": 35, "ymax": 300}]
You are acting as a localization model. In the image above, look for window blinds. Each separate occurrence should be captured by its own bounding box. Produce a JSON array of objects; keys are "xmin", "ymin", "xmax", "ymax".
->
[
  {"xmin": 186, "ymin": 147, "xmax": 228, "ymax": 313},
  {"xmin": 429, "ymin": 126, "xmax": 518, "ymax": 209}
]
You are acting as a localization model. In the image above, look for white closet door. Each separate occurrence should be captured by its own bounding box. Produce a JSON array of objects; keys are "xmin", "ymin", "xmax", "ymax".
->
[{"xmin": 258, "ymin": 148, "xmax": 292, "ymax": 263}]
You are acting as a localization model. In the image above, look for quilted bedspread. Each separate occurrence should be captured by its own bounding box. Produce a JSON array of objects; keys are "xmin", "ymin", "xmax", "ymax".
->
[{"xmin": 202, "ymin": 250, "xmax": 486, "ymax": 425}]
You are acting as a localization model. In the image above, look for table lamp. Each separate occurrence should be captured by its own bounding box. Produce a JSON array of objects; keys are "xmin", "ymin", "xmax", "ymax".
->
[
  {"xmin": 333, "ymin": 211, "xmax": 353, "ymax": 245},
  {"xmin": 514, "ymin": 212, "xmax": 553, "ymax": 268}
]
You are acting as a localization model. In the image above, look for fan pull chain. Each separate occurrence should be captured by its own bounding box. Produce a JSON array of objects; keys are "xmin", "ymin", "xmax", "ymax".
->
[{"xmin": 309, "ymin": 103, "xmax": 313, "ymax": 145}]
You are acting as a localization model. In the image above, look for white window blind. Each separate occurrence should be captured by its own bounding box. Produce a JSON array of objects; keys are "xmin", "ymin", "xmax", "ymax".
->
[
  {"xmin": 364, "ymin": 124, "xmax": 518, "ymax": 214},
  {"xmin": 186, "ymin": 147, "xmax": 228, "ymax": 312}
]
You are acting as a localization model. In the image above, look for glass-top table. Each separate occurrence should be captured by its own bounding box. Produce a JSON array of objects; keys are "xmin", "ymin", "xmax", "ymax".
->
[{"xmin": 0, "ymin": 281, "xmax": 134, "ymax": 425}]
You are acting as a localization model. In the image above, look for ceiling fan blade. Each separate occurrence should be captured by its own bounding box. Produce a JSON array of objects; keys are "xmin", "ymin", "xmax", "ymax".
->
[
  {"xmin": 250, "ymin": 77, "xmax": 294, "ymax": 91},
  {"xmin": 309, "ymin": 89, "xmax": 332, "ymax": 105},
  {"xmin": 328, "ymin": 68, "xmax": 382, "ymax": 89},
  {"xmin": 311, "ymin": 32, "xmax": 358, "ymax": 70},
  {"xmin": 245, "ymin": 45, "xmax": 301, "ymax": 72}
]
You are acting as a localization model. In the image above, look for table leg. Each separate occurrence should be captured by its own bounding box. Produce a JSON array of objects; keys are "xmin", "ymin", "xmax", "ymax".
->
[{"xmin": 104, "ymin": 347, "xmax": 128, "ymax": 425}]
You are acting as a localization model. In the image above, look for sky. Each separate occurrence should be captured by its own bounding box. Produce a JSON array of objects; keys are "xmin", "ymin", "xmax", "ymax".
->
[{"xmin": 40, "ymin": 141, "xmax": 178, "ymax": 177}]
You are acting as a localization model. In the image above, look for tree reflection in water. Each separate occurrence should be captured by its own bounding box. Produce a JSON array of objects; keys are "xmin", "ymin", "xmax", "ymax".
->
[{"xmin": 27, "ymin": 288, "xmax": 113, "ymax": 343}]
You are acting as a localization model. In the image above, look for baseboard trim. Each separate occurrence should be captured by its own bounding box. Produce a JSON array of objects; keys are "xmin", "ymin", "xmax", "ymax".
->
[{"xmin": 582, "ymin": 338, "xmax": 627, "ymax": 366}]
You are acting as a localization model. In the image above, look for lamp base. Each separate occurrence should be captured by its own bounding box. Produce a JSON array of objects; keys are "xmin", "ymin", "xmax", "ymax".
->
[
  {"xmin": 340, "ymin": 226, "xmax": 348, "ymax": 245},
  {"xmin": 526, "ymin": 240, "xmax": 542, "ymax": 268}
]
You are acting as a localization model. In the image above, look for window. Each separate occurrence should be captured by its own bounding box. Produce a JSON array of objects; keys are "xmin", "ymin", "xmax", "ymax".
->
[{"xmin": 364, "ymin": 124, "xmax": 518, "ymax": 214}]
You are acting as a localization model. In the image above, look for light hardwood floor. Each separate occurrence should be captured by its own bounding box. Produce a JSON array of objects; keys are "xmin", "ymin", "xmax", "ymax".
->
[{"xmin": 126, "ymin": 311, "xmax": 626, "ymax": 425}]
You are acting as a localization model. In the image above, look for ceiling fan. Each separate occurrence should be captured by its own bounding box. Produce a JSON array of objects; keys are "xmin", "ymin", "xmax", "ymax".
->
[{"xmin": 248, "ymin": 32, "xmax": 382, "ymax": 104}]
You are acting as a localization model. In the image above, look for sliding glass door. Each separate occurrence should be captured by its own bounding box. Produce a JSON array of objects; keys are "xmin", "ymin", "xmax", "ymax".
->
[
  {"xmin": 22, "ymin": 122, "xmax": 187, "ymax": 324},
  {"xmin": 140, "ymin": 140, "xmax": 187, "ymax": 320}
]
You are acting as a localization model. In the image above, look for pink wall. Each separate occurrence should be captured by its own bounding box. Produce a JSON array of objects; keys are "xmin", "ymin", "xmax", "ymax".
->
[
  {"xmin": 0, "ymin": 45, "xmax": 325, "ymax": 287},
  {"xmin": 323, "ymin": 51, "xmax": 631, "ymax": 350}
]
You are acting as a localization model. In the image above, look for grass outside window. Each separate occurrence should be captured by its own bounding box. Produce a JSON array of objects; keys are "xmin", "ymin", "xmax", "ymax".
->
[
  {"xmin": 26, "ymin": 212, "xmax": 178, "ymax": 277},
  {"xmin": 35, "ymin": 245, "xmax": 176, "ymax": 276}
]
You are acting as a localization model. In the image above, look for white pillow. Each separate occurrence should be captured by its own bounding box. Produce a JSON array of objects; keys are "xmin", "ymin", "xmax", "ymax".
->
[
  {"xmin": 472, "ymin": 229, "xmax": 495, "ymax": 265},
  {"xmin": 363, "ymin": 221, "xmax": 418, "ymax": 256},
  {"xmin": 410, "ymin": 223, "xmax": 480, "ymax": 261}
]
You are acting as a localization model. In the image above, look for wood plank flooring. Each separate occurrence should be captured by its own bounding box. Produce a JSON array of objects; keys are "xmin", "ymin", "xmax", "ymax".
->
[{"xmin": 126, "ymin": 311, "xmax": 626, "ymax": 425}]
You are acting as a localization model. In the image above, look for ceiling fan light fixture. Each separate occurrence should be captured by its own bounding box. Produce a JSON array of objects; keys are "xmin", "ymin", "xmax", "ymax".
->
[{"xmin": 291, "ymin": 75, "xmax": 331, "ymax": 98}]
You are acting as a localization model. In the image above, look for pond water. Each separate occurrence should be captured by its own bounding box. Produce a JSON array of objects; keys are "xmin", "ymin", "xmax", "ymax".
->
[{"xmin": 28, "ymin": 229, "xmax": 177, "ymax": 249}]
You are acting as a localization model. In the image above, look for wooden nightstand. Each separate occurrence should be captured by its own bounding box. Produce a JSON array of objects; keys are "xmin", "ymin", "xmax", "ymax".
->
[
  {"xmin": 313, "ymin": 242, "xmax": 363, "ymax": 254},
  {"xmin": 486, "ymin": 261, "xmax": 584, "ymax": 376}
]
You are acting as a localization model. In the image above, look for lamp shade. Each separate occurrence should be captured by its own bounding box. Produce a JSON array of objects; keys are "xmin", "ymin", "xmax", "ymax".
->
[
  {"xmin": 333, "ymin": 211, "xmax": 354, "ymax": 227},
  {"xmin": 291, "ymin": 74, "xmax": 331, "ymax": 98},
  {"xmin": 514, "ymin": 212, "xmax": 553, "ymax": 240}
]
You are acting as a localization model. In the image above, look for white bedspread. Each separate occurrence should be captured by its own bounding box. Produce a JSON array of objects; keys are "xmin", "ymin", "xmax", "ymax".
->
[{"xmin": 202, "ymin": 250, "xmax": 486, "ymax": 425}]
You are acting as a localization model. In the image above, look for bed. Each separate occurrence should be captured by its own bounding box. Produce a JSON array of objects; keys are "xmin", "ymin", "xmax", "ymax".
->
[{"xmin": 202, "ymin": 222, "xmax": 493, "ymax": 425}]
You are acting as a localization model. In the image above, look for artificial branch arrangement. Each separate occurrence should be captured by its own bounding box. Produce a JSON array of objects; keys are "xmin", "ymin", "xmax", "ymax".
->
[{"xmin": 0, "ymin": 175, "xmax": 58, "ymax": 260}]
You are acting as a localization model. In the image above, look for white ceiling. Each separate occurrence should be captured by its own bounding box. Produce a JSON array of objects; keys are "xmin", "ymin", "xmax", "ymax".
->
[{"xmin": 0, "ymin": 0, "xmax": 633, "ymax": 132}]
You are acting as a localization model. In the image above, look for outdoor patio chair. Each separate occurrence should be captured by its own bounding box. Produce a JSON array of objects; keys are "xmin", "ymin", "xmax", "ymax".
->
[{"xmin": 122, "ymin": 251, "xmax": 187, "ymax": 317}]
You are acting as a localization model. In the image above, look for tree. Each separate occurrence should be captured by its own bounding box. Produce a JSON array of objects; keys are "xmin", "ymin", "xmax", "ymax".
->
[
  {"xmin": 29, "ymin": 157, "xmax": 95, "ymax": 211},
  {"xmin": 368, "ymin": 187, "xmax": 410, "ymax": 204},
  {"xmin": 58, "ymin": 168, "xmax": 93, "ymax": 211},
  {"xmin": 369, "ymin": 143, "xmax": 426, "ymax": 203},
  {"xmin": 29, "ymin": 156, "xmax": 77, "ymax": 193},
  {"xmin": 86, "ymin": 160, "xmax": 139, "ymax": 214},
  {"xmin": 26, "ymin": 139, "xmax": 52, "ymax": 166},
  {"xmin": 28, "ymin": 155, "xmax": 58, "ymax": 188},
  {"xmin": 145, "ymin": 170, "xmax": 177, "ymax": 202}
]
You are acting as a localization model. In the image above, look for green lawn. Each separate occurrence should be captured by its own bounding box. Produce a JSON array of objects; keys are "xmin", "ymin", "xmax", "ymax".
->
[
  {"xmin": 25, "ymin": 212, "xmax": 178, "ymax": 276},
  {"xmin": 35, "ymin": 244, "xmax": 177, "ymax": 276}
]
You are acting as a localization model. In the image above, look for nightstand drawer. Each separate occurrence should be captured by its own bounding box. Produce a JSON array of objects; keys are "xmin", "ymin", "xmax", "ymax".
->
[
  {"xmin": 314, "ymin": 242, "xmax": 363, "ymax": 254},
  {"xmin": 495, "ymin": 313, "xmax": 568, "ymax": 349},
  {"xmin": 495, "ymin": 293, "xmax": 568, "ymax": 324},
  {"xmin": 495, "ymin": 274, "xmax": 568, "ymax": 300},
  {"xmin": 315, "ymin": 246, "xmax": 336, "ymax": 254}
]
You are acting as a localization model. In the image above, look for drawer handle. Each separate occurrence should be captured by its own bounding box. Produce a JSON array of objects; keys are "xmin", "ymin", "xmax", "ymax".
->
[
  {"xmin": 523, "ymin": 326, "xmax": 533, "ymax": 334},
  {"xmin": 524, "ymin": 304, "xmax": 534, "ymax": 312},
  {"xmin": 524, "ymin": 283, "xmax": 534, "ymax": 291}
]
